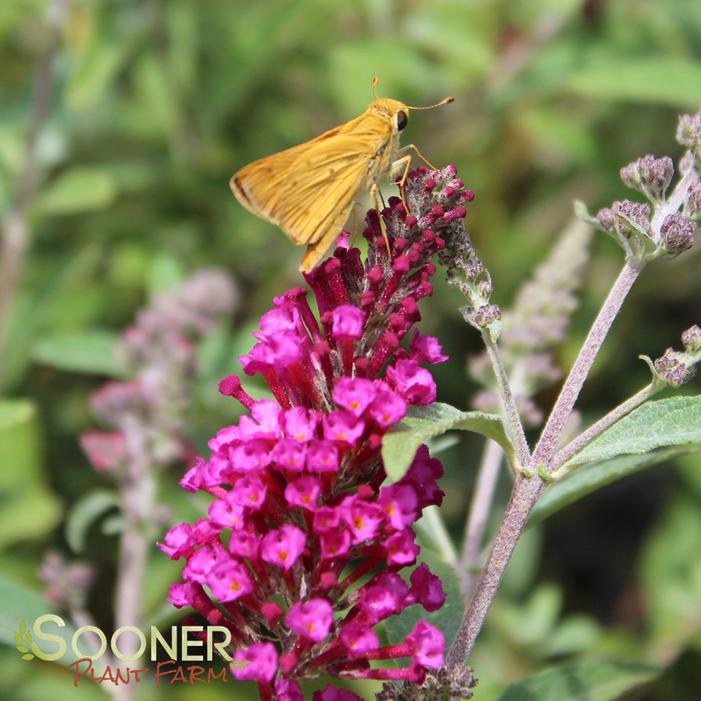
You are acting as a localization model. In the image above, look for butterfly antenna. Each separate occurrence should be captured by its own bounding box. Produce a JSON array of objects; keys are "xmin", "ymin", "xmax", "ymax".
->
[
  {"xmin": 372, "ymin": 76, "xmax": 380, "ymax": 99},
  {"xmin": 406, "ymin": 96, "xmax": 454, "ymax": 110}
]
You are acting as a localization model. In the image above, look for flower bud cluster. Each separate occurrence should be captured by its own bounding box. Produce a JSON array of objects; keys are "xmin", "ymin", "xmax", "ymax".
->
[
  {"xmin": 590, "ymin": 107, "xmax": 701, "ymax": 263},
  {"xmin": 653, "ymin": 325, "xmax": 701, "ymax": 388},
  {"xmin": 81, "ymin": 271, "xmax": 237, "ymax": 473}
]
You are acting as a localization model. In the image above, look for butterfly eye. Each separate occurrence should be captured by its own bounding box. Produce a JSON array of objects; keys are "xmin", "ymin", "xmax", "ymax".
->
[{"xmin": 396, "ymin": 111, "xmax": 408, "ymax": 131}]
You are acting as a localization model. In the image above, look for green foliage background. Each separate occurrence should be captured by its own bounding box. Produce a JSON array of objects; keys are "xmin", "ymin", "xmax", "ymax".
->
[{"xmin": 1, "ymin": 0, "xmax": 700, "ymax": 699}]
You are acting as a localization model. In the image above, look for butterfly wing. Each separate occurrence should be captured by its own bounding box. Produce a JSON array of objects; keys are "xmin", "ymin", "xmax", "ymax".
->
[
  {"xmin": 231, "ymin": 110, "xmax": 394, "ymax": 271},
  {"xmin": 230, "ymin": 122, "xmax": 346, "ymax": 233}
]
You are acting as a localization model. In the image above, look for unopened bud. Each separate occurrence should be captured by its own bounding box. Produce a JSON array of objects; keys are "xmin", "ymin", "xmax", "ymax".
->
[
  {"xmin": 654, "ymin": 348, "xmax": 696, "ymax": 387},
  {"xmin": 685, "ymin": 181, "xmax": 701, "ymax": 219},
  {"xmin": 677, "ymin": 108, "xmax": 701, "ymax": 154},
  {"xmin": 681, "ymin": 325, "xmax": 701, "ymax": 353},
  {"xmin": 620, "ymin": 154, "xmax": 673, "ymax": 201},
  {"xmin": 472, "ymin": 303, "xmax": 501, "ymax": 328},
  {"xmin": 596, "ymin": 207, "xmax": 615, "ymax": 232},
  {"xmin": 661, "ymin": 213, "xmax": 696, "ymax": 254},
  {"xmin": 612, "ymin": 200, "xmax": 651, "ymax": 237}
]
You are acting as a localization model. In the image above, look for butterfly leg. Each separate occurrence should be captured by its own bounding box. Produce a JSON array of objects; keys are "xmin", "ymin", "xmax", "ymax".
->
[
  {"xmin": 390, "ymin": 154, "xmax": 413, "ymax": 213},
  {"xmin": 398, "ymin": 143, "xmax": 438, "ymax": 170},
  {"xmin": 370, "ymin": 182, "xmax": 391, "ymax": 256}
]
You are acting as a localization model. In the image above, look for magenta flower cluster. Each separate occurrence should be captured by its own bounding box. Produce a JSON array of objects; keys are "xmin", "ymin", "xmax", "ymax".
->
[{"xmin": 160, "ymin": 166, "xmax": 472, "ymax": 701}]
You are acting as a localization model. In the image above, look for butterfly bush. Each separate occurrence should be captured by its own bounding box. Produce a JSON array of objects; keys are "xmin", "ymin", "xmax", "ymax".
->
[{"xmin": 159, "ymin": 167, "xmax": 475, "ymax": 701}]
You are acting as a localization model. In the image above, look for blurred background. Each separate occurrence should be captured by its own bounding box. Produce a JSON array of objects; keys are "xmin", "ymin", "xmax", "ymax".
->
[{"xmin": 1, "ymin": 0, "xmax": 701, "ymax": 699}]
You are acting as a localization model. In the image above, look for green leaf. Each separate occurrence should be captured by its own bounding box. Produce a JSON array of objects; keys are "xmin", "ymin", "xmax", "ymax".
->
[
  {"xmin": 384, "ymin": 548, "xmax": 464, "ymax": 650},
  {"xmin": 31, "ymin": 330, "xmax": 122, "ymax": 377},
  {"xmin": 0, "ymin": 491, "xmax": 62, "ymax": 548},
  {"xmin": 530, "ymin": 447, "xmax": 687, "ymax": 525},
  {"xmin": 495, "ymin": 659, "xmax": 659, "ymax": 701},
  {"xmin": 0, "ymin": 400, "xmax": 39, "ymax": 492},
  {"xmin": 66, "ymin": 489, "xmax": 120, "ymax": 553},
  {"xmin": 0, "ymin": 579, "xmax": 85, "ymax": 667},
  {"xmin": 565, "ymin": 57, "xmax": 701, "ymax": 108},
  {"xmin": 382, "ymin": 403, "xmax": 511, "ymax": 482},
  {"xmin": 640, "ymin": 494, "xmax": 701, "ymax": 646},
  {"xmin": 36, "ymin": 167, "xmax": 117, "ymax": 215},
  {"xmin": 0, "ymin": 400, "xmax": 62, "ymax": 545},
  {"xmin": 566, "ymin": 397, "xmax": 701, "ymax": 467}
]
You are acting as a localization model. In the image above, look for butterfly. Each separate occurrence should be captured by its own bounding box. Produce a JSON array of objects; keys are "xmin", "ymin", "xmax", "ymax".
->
[{"xmin": 230, "ymin": 78, "xmax": 453, "ymax": 272}]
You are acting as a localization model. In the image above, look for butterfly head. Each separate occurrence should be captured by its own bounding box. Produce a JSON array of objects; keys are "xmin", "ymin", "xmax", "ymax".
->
[
  {"xmin": 367, "ymin": 98, "xmax": 411, "ymax": 133},
  {"xmin": 368, "ymin": 78, "xmax": 454, "ymax": 134}
]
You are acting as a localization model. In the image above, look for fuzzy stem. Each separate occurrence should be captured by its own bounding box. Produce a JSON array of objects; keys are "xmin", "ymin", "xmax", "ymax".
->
[
  {"xmin": 114, "ymin": 417, "xmax": 155, "ymax": 701},
  {"xmin": 481, "ymin": 330, "xmax": 531, "ymax": 468},
  {"xmin": 448, "ymin": 260, "xmax": 642, "ymax": 665},
  {"xmin": 531, "ymin": 260, "xmax": 642, "ymax": 467},
  {"xmin": 552, "ymin": 381, "xmax": 660, "ymax": 473},
  {"xmin": 447, "ymin": 475, "xmax": 540, "ymax": 667},
  {"xmin": 459, "ymin": 439, "xmax": 503, "ymax": 598},
  {"xmin": 0, "ymin": 0, "xmax": 67, "ymax": 389}
]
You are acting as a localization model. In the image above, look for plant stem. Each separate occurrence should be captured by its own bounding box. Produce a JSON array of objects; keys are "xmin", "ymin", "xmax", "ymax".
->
[
  {"xmin": 481, "ymin": 329, "xmax": 531, "ymax": 468},
  {"xmin": 114, "ymin": 417, "xmax": 155, "ymax": 701},
  {"xmin": 447, "ymin": 474, "xmax": 540, "ymax": 667},
  {"xmin": 448, "ymin": 260, "xmax": 642, "ymax": 665},
  {"xmin": 552, "ymin": 381, "xmax": 660, "ymax": 472},
  {"xmin": 530, "ymin": 260, "xmax": 642, "ymax": 467},
  {"xmin": 459, "ymin": 439, "xmax": 503, "ymax": 598},
  {"xmin": 0, "ymin": 0, "xmax": 67, "ymax": 389}
]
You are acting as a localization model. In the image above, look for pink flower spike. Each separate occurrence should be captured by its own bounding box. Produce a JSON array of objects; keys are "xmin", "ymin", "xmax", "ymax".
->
[
  {"xmin": 157, "ymin": 523, "xmax": 195, "ymax": 560},
  {"xmin": 323, "ymin": 411, "xmax": 365, "ymax": 445},
  {"xmin": 384, "ymin": 529, "xmax": 420, "ymax": 566},
  {"xmin": 229, "ymin": 439, "xmax": 271, "ymax": 472},
  {"xmin": 208, "ymin": 557, "xmax": 253, "ymax": 602},
  {"xmin": 230, "ymin": 474, "xmax": 268, "ymax": 509},
  {"xmin": 183, "ymin": 543, "xmax": 228, "ymax": 583},
  {"xmin": 282, "ymin": 406, "xmax": 319, "ymax": 442},
  {"xmin": 285, "ymin": 598, "xmax": 334, "ymax": 642},
  {"xmin": 217, "ymin": 374, "xmax": 255, "ymax": 409},
  {"xmin": 331, "ymin": 305, "xmax": 365, "ymax": 339},
  {"xmin": 410, "ymin": 563, "xmax": 446, "ymax": 612},
  {"xmin": 340, "ymin": 623, "xmax": 380, "ymax": 656},
  {"xmin": 231, "ymin": 642, "xmax": 278, "ymax": 682},
  {"xmin": 228, "ymin": 530, "xmax": 259, "ymax": 560},
  {"xmin": 306, "ymin": 439, "xmax": 340, "ymax": 473},
  {"xmin": 341, "ymin": 498, "xmax": 385, "ymax": 544},
  {"xmin": 387, "ymin": 359, "xmax": 437, "ymax": 406},
  {"xmin": 179, "ymin": 456, "xmax": 206, "ymax": 492},
  {"xmin": 378, "ymin": 484, "xmax": 418, "ymax": 530},
  {"xmin": 167, "ymin": 581, "xmax": 197, "ymax": 608},
  {"xmin": 367, "ymin": 385, "xmax": 407, "ymax": 428},
  {"xmin": 410, "ymin": 330, "xmax": 449, "ymax": 364},
  {"xmin": 333, "ymin": 377, "xmax": 376, "ymax": 416},
  {"xmin": 313, "ymin": 506, "xmax": 341, "ymax": 533},
  {"xmin": 314, "ymin": 685, "xmax": 365, "ymax": 701},
  {"xmin": 406, "ymin": 620, "xmax": 445, "ymax": 669},
  {"xmin": 208, "ymin": 496, "xmax": 246, "ymax": 530},
  {"xmin": 271, "ymin": 438, "xmax": 307, "ymax": 472},
  {"xmin": 285, "ymin": 476, "xmax": 322, "ymax": 510},
  {"xmin": 261, "ymin": 525, "xmax": 307, "ymax": 571},
  {"xmin": 320, "ymin": 529, "xmax": 352, "ymax": 560},
  {"xmin": 276, "ymin": 678, "xmax": 306, "ymax": 701},
  {"xmin": 359, "ymin": 573, "xmax": 409, "ymax": 622}
]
